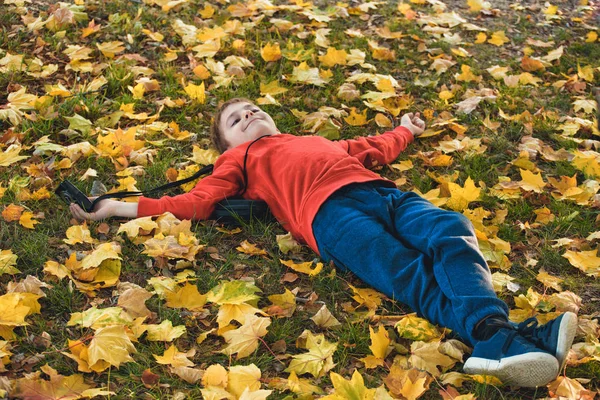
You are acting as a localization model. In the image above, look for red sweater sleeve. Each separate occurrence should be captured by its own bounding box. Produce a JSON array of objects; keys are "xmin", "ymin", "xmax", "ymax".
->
[
  {"xmin": 335, "ymin": 126, "xmax": 414, "ymax": 168},
  {"xmin": 136, "ymin": 156, "xmax": 244, "ymax": 220}
]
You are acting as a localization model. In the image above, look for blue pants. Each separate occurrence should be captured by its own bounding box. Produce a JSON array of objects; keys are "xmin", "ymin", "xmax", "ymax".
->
[{"xmin": 312, "ymin": 182, "xmax": 509, "ymax": 346}]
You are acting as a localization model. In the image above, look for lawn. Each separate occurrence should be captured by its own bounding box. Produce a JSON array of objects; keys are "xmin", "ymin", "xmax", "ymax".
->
[{"xmin": 0, "ymin": 0, "xmax": 599, "ymax": 399}]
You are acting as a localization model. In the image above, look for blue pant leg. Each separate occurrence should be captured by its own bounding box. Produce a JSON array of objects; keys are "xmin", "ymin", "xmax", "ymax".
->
[
  {"xmin": 313, "ymin": 184, "xmax": 474, "ymax": 344},
  {"xmin": 382, "ymin": 188, "xmax": 509, "ymax": 344}
]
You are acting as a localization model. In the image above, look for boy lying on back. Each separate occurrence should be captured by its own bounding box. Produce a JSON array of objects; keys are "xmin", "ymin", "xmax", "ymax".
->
[{"xmin": 71, "ymin": 98, "xmax": 577, "ymax": 387}]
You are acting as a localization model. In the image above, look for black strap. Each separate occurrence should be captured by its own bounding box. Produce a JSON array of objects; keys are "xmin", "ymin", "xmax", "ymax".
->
[
  {"xmin": 239, "ymin": 134, "xmax": 270, "ymax": 197},
  {"xmin": 89, "ymin": 164, "xmax": 214, "ymax": 210},
  {"xmin": 89, "ymin": 135, "xmax": 271, "ymax": 210}
]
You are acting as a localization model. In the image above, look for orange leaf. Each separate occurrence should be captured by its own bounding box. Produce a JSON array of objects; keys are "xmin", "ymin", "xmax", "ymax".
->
[{"xmin": 2, "ymin": 204, "xmax": 24, "ymax": 222}]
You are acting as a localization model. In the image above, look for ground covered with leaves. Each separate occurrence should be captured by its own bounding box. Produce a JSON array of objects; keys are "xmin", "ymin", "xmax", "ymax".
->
[{"xmin": 0, "ymin": 0, "xmax": 599, "ymax": 398}]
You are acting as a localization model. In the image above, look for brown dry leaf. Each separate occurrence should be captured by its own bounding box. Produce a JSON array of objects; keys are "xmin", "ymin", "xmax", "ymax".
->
[
  {"xmin": 409, "ymin": 341, "xmax": 457, "ymax": 376},
  {"xmin": 118, "ymin": 287, "xmax": 154, "ymax": 318},
  {"xmin": 311, "ymin": 304, "xmax": 341, "ymax": 329}
]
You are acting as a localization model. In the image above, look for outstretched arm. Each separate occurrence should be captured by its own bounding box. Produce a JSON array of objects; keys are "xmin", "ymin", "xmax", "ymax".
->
[
  {"xmin": 71, "ymin": 157, "xmax": 244, "ymax": 222},
  {"xmin": 70, "ymin": 199, "xmax": 138, "ymax": 221},
  {"xmin": 336, "ymin": 112, "xmax": 426, "ymax": 168}
]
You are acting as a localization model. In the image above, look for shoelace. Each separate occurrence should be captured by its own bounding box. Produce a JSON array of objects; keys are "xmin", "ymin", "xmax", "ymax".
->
[
  {"xmin": 516, "ymin": 317, "xmax": 548, "ymax": 345},
  {"xmin": 479, "ymin": 317, "xmax": 519, "ymax": 357}
]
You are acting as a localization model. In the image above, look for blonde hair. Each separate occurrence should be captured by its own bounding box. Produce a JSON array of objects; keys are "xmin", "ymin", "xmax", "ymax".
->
[{"xmin": 210, "ymin": 97, "xmax": 254, "ymax": 153}]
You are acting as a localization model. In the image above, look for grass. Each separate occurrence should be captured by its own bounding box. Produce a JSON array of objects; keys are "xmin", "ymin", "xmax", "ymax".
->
[{"xmin": 0, "ymin": 0, "xmax": 598, "ymax": 398}]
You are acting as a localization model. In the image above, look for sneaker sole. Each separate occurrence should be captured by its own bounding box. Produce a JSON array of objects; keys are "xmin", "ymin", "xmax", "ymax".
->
[
  {"xmin": 463, "ymin": 352, "xmax": 559, "ymax": 388},
  {"xmin": 556, "ymin": 311, "xmax": 578, "ymax": 371}
]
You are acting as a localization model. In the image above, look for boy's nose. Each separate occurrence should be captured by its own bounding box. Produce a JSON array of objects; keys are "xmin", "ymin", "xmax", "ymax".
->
[{"xmin": 244, "ymin": 110, "xmax": 255, "ymax": 118}]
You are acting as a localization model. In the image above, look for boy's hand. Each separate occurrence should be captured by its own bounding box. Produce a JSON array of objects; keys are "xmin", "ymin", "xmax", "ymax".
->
[
  {"xmin": 70, "ymin": 197, "xmax": 115, "ymax": 221},
  {"xmin": 400, "ymin": 112, "xmax": 426, "ymax": 137}
]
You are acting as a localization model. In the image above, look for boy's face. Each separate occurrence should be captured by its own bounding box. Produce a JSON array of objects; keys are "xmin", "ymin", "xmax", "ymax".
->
[{"xmin": 219, "ymin": 101, "xmax": 280, "ymax": 151}]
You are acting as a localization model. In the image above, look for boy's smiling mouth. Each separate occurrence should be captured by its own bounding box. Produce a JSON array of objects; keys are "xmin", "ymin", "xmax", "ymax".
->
[{"xmin": 244, "ymin": 117, "xmax": 262, "ymax": 130}]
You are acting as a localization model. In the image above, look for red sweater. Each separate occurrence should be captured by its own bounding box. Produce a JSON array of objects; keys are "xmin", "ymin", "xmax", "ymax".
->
[{"xmin": 137, "ymin": 126, "xmax": 414, "ymax": 254}]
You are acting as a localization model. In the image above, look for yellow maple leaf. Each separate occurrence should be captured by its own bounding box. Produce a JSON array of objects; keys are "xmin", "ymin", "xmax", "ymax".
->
[
  {"xmin": 488, "ymin": 31, "xmax": 510, "ymax": 46},
  {"xmin": 184, "ymin": 82, "xmax": 206, "ymax": 103},
  {"xmin": 202, "ymin": 364, "xmax": 228, "ymax": 388},
  {"xmin": 571, "ymin": 151, "xmax": 600, "ymax": 178},
  {"xmin": 199, "ymin": 4, "xmax": 215, "ymax": 18},
  {"xmin": 467, "ymin": 0, "xmax": 490, "ymax": 12},
  {"xmin": 237, "ymin": 240, "xmax": 268, "ymax": 256},
  {"xmin": 572, "ymin": 98, "xmax": 597, "ymax": 114},
  {"xmin": 18, "ymin": 212, "xmax": 39, "ymax": 230},
  {"xmin": 87, "ymin": 325, "xmax": 136, "ymax": 368},
  {"xmin": 141, "ymin": 29, "xmax": 164, "ymax": 42},
  {"xmin": 221, "ymin": 314, "xmax": 271, "ymax": 359},
  {"xmin": 143, "ymin": 235, "xmax": 193, "ymax": 260},
  {"xmin": 280, "ymin": 259, "xmax": 323, "ymax": 276},
  {"xmin": 285, "ymin": 331, "xmax": 337, "ymax": 378},
  {"xmin": 536, "ymin": 269, "xmax": 564, "ymax": 292},
  {"xmin": 455, "ymin": 65, "xmax": 482, "ymax": 83},
  {"xmin": 343, "ymin": 108, "xmax": 368, "ymax": 126},
  {"xmin": 384, "ymin": 366, "xmax": 431, "ymax": 400},
  {"xmin": 266, "ymin": 289, "xmax": 297, "ymax": 318},
  {"xmin": 349, "ymin": 284, "xmax": 382, "ymax": 310},
  {"xmin": 409, "ymin": 340, "xmax": 456, "ymax": 376},
  {"xmin": 323, "ymin": 370, "xmax": 377, "ymax": 399},
  {"xmin": 67, "ymin": 306, "xmax": 133, "ymax": 330},
  {"xmin": 153, "ymin": 344, "xmax": 194, "ymax": 367},
  {"xmin": 563, "ymin": 249, "xmax": 600, "ymax": 277},
  {"xmin": 395, "ymin": 313, "xmax": 442, "ymax": 341},
  {"xmin": 0, "ymin": 88, "xmax": 37, "ymax": 126},
  {"xmin": 96, "ymin": 126, "xmax": 145, "ymax": 158},
  {"xmin": 0, "ymin": 144, "xmax": 28, "ymax": 167},
  {"xmin": 80, "ymin": 242, "xmax": 122, "ymax": 270},
  {"xmin": 228, "ymin": 364, "xmax": 262, "ymax": 398},
  {"xmin": 96, "ymin": 41, "xmax": 125, "ymax": 58},
  {"xmin": 440, "ymin": 177, "xmax": 481, "ymax": 211},
  {"xmin": 318, "ymin": 47, "xmax": 347, "ymax": 67},
  {"xmin": 261, "ymin": 42, "xmax": 282, "ymax": 62},
  {"xmin": 360, "ymin": 325, "xmax": 390, "ymax": 369},
  {"xmin": 289, "ymin": 62, "xmax": 329, "ymax": 86},
  {"xmin": 145, "ymin": 320, "xmax": 187, "ymax": 341},
  {"xmin": 81, "ymin": 19, "xmax": 101, "ymax": 38},
  {"xmin": 260, "ymin": 80, "xmax": 288, "ymax": 96},
  {"xmin": 519, "ymin": 169, "xmax": 546, "ymax": 192},
  {"xmin": 189, "ymin": 145, "xmax": 220, "ymax": 165},
  {"xmin": 64, "ymin": 222, "xmax": 98, "ymax": 245},
  {"xmin": 165, "ymin": 283, "xmax": 207, "ymax": 311},
  {"xmin": 117, "ymin": 217, "xmax": 158, "ymax": 239},
  {"xmin": 585, "ymin": 31, "xmax": 598, "ymax": 43},
  {"xmin": 0, "ymin": 293, "xmax": 30, "ymax": 326},
  {"xmin": 0, "ymin": 249, "xmax": 19, "ymax": 276},
  {"xmin": 374, "ymin": 113, "xmax": 392, "ymax": 128},
  {"xmin": 474, "ymin": 32, "xmax": 487, "ymax": 44}
]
